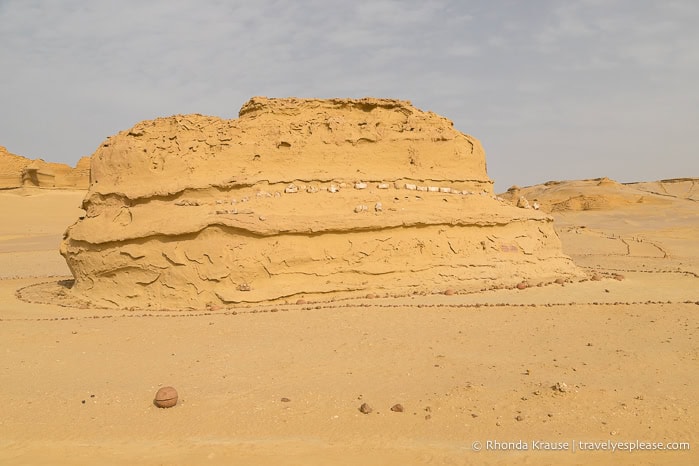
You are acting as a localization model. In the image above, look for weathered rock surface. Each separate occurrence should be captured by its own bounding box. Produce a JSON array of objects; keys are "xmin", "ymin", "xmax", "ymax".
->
[
  {"xmin": 500, "ymin": 177, "xmax": 698, "ymax": 213},
  {"xmin": 60, "ymin": 97, "xmax": 582, "ymax": 309},
  {"xmin": 0, "ymin": 145, "xmax": 90, "ymax": 189}
]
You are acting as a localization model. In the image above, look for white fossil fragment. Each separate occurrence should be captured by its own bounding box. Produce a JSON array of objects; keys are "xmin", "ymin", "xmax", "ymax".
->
[
  {"xmin": 328, "ymin": 184, "xmax": 339, "ymax": 193},
  {"xmin": 306, "ymin": 185, "xmax": 319, "ymax": 193},
  {"xmin": 517, "ymin": 196, "xmax": 531, "ymax": 209},
  {"xmin": 284, "ymin": 184, "xmax": 299, "ymax": 193},
  {"xmin": 354, "ymin": 182, "xmax": 368, "ymax": 190},
  {"xmin": 417, "ymin": 186, "xmax": 428, "ymax": 192},
  {"xmin": 175, "ymin": 199, "xmax": 200, "ymax": 206},
  {"xmin": 405, "ymin": 183, "xmax": 417, "ymax": 190},
  {"xmin": 354, "ymin": 204, "xmax": 368, "ymax": 213},
  {"xmin": 375, "ymin": 202, "xmax": 383, "ymax": 212},
  {"xmin": 428, "ymin": 186, "xmax": 439, "ymax": 192},
  {"xmin": 439, "ymin": 187, "xmax": 451, "ymax": 193},
  {"xmin": 377, "ymin": 183, "xmax": 390, "ymax": 189}
]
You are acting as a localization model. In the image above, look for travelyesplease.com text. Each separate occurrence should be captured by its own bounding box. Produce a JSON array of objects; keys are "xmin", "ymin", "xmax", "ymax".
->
[{"xmin": 470, "ymin": 439, "xmax": 690, "ymax": 453}]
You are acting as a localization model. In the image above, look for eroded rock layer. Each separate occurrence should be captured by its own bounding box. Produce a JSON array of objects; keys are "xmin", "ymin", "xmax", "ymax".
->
[
  {"xmin": 61, "ymin": 97, "xmax": 582, "ymax": 308},
  {"xmin": 0, "ymin": 145, "xmax": 90, "ymax": 189}
]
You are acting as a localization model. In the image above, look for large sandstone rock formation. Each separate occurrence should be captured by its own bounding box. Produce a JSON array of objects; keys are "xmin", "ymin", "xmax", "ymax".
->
[
  {"xmin": 61, "ymin": 97, "xmax": 582, "ymax": 309},
  {"xmin": 0, "ymin": 145, "xmax": 90, "ymax": 189}
]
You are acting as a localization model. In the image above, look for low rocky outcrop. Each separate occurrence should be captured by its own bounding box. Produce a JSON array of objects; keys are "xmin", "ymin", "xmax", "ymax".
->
[
  {"xmin": 0, "ymin": 145, "xmax": 90, "ymax": 189},
  {"xmin": 60, "ymin": 97, "xmax": 582, "ymax": 308},
  {"xmin": 500, "ymin": 177, "xmax": 697, "ymax": 213}
]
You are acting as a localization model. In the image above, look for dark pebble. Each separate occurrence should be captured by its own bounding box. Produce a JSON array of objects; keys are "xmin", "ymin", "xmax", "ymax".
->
[{"xmin": 359, "ymin": 403, "xmax": 373, "ymax": 414}]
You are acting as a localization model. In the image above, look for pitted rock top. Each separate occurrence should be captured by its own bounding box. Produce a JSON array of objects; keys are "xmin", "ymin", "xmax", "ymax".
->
[{"xmin": 88, "ymin": 97, "xmax": 491, "ymax": 200}]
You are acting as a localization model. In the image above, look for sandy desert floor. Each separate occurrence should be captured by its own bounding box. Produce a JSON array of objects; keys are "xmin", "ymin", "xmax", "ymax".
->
[{"xmin": 0, "ymin": 185, "xmax": 697, "ymax": 465}]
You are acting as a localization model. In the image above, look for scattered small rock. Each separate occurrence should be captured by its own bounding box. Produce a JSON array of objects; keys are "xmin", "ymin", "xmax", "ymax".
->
[
  {"xmin": 390, "ymin": 403, "xmax": 404, "ymax": 413},
  {"xmin": 516, "ymin": 281, "xmax": 528, "ymax": 290},
  {"xmin": 515, "ymin": 415, "xmax": 525, "ymax": 422},
  {"xmin": 154, "ymin": 386, "xmax": 178, "ymax": 408},
  {"xmin": 591, "ymin": 274, "xmax": 602, "ymax": 281},
  {"xmin": 552, "ymin": 382, "xmax": 569, "ymax": 393},
  {"xmin": 613, "ymin": 274, "xmax": 625, "ymax": 281},
  {"xmin": 359, "ymin": 403, "xmax": 373, "ymax": 414},
  {"xmin": 296, "ymin": 299, "xmax": 307, "ymax": 305},
  {"xmin": 444, "ymin": 288, "xmax": 456, "ymax": 296},
  {"xmin": 554, "ymin": 278, "xmax": 566, "ymax": 285},
  {"xmin": 280, "ymin": 397, "xmax": 291, "ymax": 402}
]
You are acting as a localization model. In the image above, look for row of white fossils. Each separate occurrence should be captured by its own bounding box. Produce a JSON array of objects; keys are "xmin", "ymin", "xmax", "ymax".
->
[
  {"xmin": 210, "ymin": 181, "xmax": 534, "ymax": 216},
  {"xmin": 284, "ymin": 181, "xmax": 469, "ymax": 195}
]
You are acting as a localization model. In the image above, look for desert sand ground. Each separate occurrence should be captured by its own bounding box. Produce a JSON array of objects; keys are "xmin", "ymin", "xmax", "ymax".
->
[{"xmin": 0, "ymin": 183, "xmax": 697, "ymax": 465}]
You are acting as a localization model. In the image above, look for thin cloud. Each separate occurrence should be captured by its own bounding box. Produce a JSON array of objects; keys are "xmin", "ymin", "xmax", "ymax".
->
[{"xmin": 0, "ymin": 0, "xmax": 696, "ymax": 191}]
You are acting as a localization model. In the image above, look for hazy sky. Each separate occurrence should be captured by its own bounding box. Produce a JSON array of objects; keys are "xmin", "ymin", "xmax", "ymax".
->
[{"xmin": 1, "ymin": 0, "xmax": 697, "ymax": 191}]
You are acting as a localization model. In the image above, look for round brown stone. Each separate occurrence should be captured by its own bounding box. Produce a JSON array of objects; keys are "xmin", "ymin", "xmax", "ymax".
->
[{"xmin": 154, "ymin": 386, "xmax": 178, "ymax": 408}]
